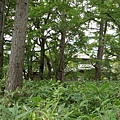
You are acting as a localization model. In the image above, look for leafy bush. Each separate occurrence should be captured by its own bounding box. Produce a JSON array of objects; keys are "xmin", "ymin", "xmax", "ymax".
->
[{"xmin": 0, "ymin": 80, "xmax": 120, "ymax": 119}]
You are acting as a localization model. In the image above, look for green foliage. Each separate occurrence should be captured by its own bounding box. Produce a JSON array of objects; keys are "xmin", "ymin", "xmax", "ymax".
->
[
  {"xmin": 1, "ymin": 0, "xmax": 120, "ymax": 119},
  {"xmin": 87, "ymin": 82, "xmax": 110, "ymax": 93},
  {"xmin": 0, "ymin": 80, "xmax": 120, "ymax": 119},
  {"xmin": 0, "ymin": 103, "xmax": 32, "ymax": 120},
  {"xmin": 3, "ymin": 0, "xmax": 120, "ymax": 81}
]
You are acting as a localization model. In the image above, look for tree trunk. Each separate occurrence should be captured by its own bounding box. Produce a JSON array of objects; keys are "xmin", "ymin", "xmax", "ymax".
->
[
  {"xmin": 56, "ymin": 10, "xmax": 67, "ymax": 82},
  {"xmin": 5, "ymin": 0, "xmax": 28, "ymax": 92},
  {"xmin": 56, "ymin": 30, "xmax": 66, "ymax": 82},
  {"xmin": 38, "ymin": 13, "xmax": 50, "ymax": 80},
  {"xmin": 94, "ymin": 0, "xmax": 107, "ymax": 81},
  {"xmin": 95, "ymin": 21, "xmax": 107, "ymax": 80},
  {"xmin": 0, "ymin": 0, "xmax": 6, "ymax": 79},
  {"xmin": 28, "ymin": 56, "xmax": 33, "ymax": 80},
  {"xmin": 39, "ymin": 38, "xmax": 45, "ymax": 80},
  {"xmin": 44, "ymin": 55, "xmax": 51, "ymax": 79}
]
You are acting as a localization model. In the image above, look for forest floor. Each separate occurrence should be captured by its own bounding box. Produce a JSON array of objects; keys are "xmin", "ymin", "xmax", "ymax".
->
[{"xmin": 0, "ymin": 79, "xmax": 120, "ymax": 120}]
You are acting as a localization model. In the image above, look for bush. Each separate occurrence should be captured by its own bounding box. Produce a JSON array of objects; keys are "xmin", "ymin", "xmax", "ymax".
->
[{"xmin": 0, "ymin": 79, "xmax": 120, "ymax": 119}]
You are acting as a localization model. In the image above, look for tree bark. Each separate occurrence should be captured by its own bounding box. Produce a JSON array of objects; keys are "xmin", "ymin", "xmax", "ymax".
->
[
  {"xmin": 28, "ymin": 56, "xmax": 33, "ymax": 80},
  {"xmin": 0, "ymin": 0, "xmax": 6, "ymax": 79},
  {"xmin": 39, "ymin": 38, "xmax": 45, "ymax": 80},
  {"xmin": 94, "ymin": 0, "xmax": 107, "ymax": 81},
  {"xmin": 94, "ymin": 21, "xmax": 107, "ymax": 80},
  {"xmin": 5, "ymin": 0, "xmax": 28, "ymax": 92},
  {"xmin": 56, "ymin": 30, "xmax": 66, "ymax": 82},
  {"xmin": 45, "ymin": 54, "xmax": 51, "ymax": 79},
  {"xmin": 38, "ymin": 12, "xmax": 50, "ymax": 80},
  {"xmin": 56, "ymin": 10, "xmax": 67, "ymax": 82}
]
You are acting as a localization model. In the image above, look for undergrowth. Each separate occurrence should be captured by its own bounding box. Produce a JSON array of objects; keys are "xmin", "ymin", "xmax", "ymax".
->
[{"xmin": 0, "ymin": 79, "xmax": 120, "ymax": 120}]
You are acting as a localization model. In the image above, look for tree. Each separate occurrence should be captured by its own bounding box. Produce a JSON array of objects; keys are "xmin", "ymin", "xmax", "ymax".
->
[
  {"xmin": 94, "ymin": 0, "xmax": 120, "ymax": 80},
  {"xmin": 0, "ymin": 0, "xmax": 6, "ymax": 79},
  {"xmin": 83, "ymin": 0, "xmax": 108, "ymax": 80},
  {"xmin": 56, "ymin": 4, "xmax": 67, "ymax": 82},
  {"xmin": 5, "ymin": 0, "xmax": 29, "ymax": 92},
  {"xmin": 3, "ymin": 0, "xmax": 119, "ymax": 82},
  {"xmin": 94, "ymin": 20, "xmax": 107, "ymax": 80},
  {"xmin": 56, "ymin": 28, "xmax": 66, "ymax": 82},
  {"xmin": 54, "ymin": 1, "xmax": 85, "ymax": 82}
]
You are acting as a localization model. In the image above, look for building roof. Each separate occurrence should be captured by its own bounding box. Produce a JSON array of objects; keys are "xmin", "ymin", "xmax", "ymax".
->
[{"xmin": 73, "ymin": 53, "xmax": 90, "ymax": 59}]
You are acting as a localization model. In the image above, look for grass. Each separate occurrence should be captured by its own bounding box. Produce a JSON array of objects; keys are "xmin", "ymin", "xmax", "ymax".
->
[{"xmin": 0, "ymin": 79, "xmax": 120, "ymax": 120}]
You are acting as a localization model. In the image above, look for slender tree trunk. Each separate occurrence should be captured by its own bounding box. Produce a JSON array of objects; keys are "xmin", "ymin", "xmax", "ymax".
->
[
  {"xmin": 46, "ymin": 41, "xmax": 56, "ymax": 78},
  {"xmin": 25, "ymin": 38, "xmax": 33, "ymax": 80},
  {"xmin": 5, "ymin": 0, "xmax": 28, "ymax": 92},
  {"xmin": 38, "ymin": 13, "xmax": 50, "ymax": 80},
  {"xmin": 56, "ymin": 30, "xmax": 66, "ymax": 82},
  {"xmin": 44, "ymin": 55, "xmax": 51, "ymax": 79},
  {"xmin": 95, "ymin": 20, "xmax": 107, "ymax": 80},
  {"xmin": 0, "ymin": 0, "xmax": 6, "ymax": 79},
  {"xmin": 39, "ymin": 38, "xmax": 45, "ymax": 80},
  {"xmin": 94, "ymin": 26, "xmax": 104, "ymax": 81},
  {"xmin": 28, "ymin": 56, "xmax": 33, "ymax": 80},
  {"xmin": 94, "ymin": 0, "xmax": 106, "ymax": 81},
  {"xmin": 56, "ymin": 10, "xmax": 67, "ymax": 82}
]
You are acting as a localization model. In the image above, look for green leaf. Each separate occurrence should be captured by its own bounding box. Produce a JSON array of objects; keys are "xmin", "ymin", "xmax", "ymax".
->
[
  {"xmin": 101, "ymin": 99, "xmax": 110, "ymax": 106},
  {"xmin": 0, "ymin": 105, "xmax": 11, "ymax": 115},
  {"xmin": 0, "ymin": 116, "xmax": 11, "ymax": 119},
  {"xmin": 99, "ymin": 83, "xmax": 110, "ymax": 93},
  {"xmin": 9, "ymin": 103, "xmax": 19, "ymax": 117},
  {"xmin": 15, "ymin": 110, "xmax": 32, "ymax": 119},
  {"xmin": 63, "ymin": 111, "xmax": 73, "ymax": 119},
  {"xmin": 58, "ymin": 103, "xmax": 65, "ymax": 113},
  {"xmin": 87, "ymin": 84, "xmax": 99, "ymax": 92},
  {"xmin": 31, "ymin": 95, "xmax": 42, "ymax": 102},
  {"xmin": 80, "ymin": 100, "xmax": 88, "ymax": 107}
]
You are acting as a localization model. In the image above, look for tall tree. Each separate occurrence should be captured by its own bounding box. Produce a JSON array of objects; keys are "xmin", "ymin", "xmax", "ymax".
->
[
  {"xmin": 56, "ymin": 29, "xmax": 66, "ymax": 82},
  {"xmin": 5, "ymin": 0, "xmax": 29, "ymax": 92},
  {"xmin": 94, "ymin": 20, "xmax": 107, "ymax": 80},
  {"xmin": 94, "ymin": 0, "xmax": 107, "ymax": 80},
  {"xmin": 55, "ymin": 1, "xmax": 68, "ymax": 82},
  {"xmin": 0, "ymin": 0, "xmax": 6, "ymax": 79},
  {"xmin": 28, "ymin": 0, "xmax": 52, "ymax": 80}
]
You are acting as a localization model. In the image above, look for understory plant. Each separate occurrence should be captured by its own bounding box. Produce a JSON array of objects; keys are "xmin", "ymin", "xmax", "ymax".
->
[{"xmin": 0, "ymin": 80, "xmax": 120, "ymax": 119}]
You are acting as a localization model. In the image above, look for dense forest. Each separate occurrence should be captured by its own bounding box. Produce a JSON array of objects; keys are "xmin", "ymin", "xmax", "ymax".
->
[{"xmin": 0, "ymin": 0, "xmax": 120, "ymax": 119}]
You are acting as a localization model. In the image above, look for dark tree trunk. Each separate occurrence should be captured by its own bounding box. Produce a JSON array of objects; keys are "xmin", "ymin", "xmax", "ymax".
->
[
  {"xmin": 28, "ymin": 56, "xmax": 33, "ymax": 80},
  {"xmin": 0, "ymin": 0, "xmax": 6, "ymax": 79},
  {"xmin": 38, "ymin": 13, "xmax": 50, "ymax": 80},
  {"xmin": 45, "ymin": 55, "xmax": 51, "ymax": 79},
  {"xmin": 39, "ymin": 38, "xmax": 45, "ymax": 80},
  {"xmin": 5, "ymin": 0, "xmax": 28, "ymax": 92},
  {"xmin": 95, "ymin": 21, "xmax": 107, "ymax": 80},
  {"xmin": 25, "ymin": 37, "xmax": 33, "ymax": 80},
  {"xmin": 56, "ymin": 30, "xmax": 66, "ymax": 82},
  {"xmin": 56, "ymin": 10, "xmax": 67, "ymax": 82},
  {"xmin": 94, "ymin": 0, "xmax": 107, "ymax": 81},
  {"xmin": 34, "ymin": 15, "xmax": 50, "ymax": 80}
]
